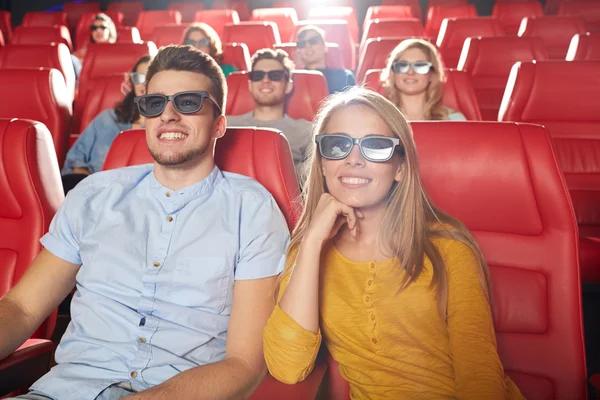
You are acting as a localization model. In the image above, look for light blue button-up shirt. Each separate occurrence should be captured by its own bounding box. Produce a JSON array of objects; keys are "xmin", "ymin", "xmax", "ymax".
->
[{"xmin": 32, "ymin": 164, "xmax": 289, "ymax": 400}]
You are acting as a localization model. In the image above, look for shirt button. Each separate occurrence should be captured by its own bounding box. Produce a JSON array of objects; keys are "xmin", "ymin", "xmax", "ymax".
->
[
  {"xmin": 367, "ymin": 280, "xmax": 372, "ymax": 286},
  {"xmin": 167, "ymin": 216, "xmax": 173, "ymax": 222},
  {"xmin": 371, "ymin": 314, "xmax": 375, "ymax": 320},
  {"xmin": 165, "ymin": 192, "xmax": 171, "ymax": 197},
  {"xmin": 372, "ymin": 338, "xmax": 377, "ymax": 344},
  {"xmin": 370, "ymin": 263, "xmax": 375, "ymax": 269},
  {"xmin": 139, "ymin": 337, "xmax": 147, "ymax": 343},
  {"xmin": 365, "ymin": 296, "xmax": 370, "ymax": 302},
  {"xmin": 130, "ymin": 371, "xmax": 137, "ymax": 378},
  {"xmin": 153, "ymin": 262, "xmax": 160, "ymax": 267}
]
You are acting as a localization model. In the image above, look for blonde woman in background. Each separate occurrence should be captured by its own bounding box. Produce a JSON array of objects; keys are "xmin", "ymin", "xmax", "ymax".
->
[{"xmin": 182, "ymin": 22, "xmax": 237, "ymax": 77}]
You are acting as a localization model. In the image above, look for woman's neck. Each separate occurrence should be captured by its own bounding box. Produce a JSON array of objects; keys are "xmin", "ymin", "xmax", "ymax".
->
[
  {"xmin": 335, "ymin": 202, "xmax": 388, "ymax": 253},
  {"xmin": 398, "ymin": 91, "xmax": 428, "ymax": 120}
]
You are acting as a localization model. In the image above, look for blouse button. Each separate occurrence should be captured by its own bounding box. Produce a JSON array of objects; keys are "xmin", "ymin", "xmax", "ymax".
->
[
  {"xmin": 371, "ymin": 314, "xmax": 375, "ymax": 321},
  {"xmin": 370, "ymin": 263, "xmax": 375, "ymax": 269},
  {"xmin": 372, "ymin": 338, "xmax": 378, "ymax": 344},
  {"xmin": 367, "ymin": 280, "xmax": 372, "ymax": 286},
  {"xmin": 365, "ymin": 296, "xmax": 370, "ymax": 302}
]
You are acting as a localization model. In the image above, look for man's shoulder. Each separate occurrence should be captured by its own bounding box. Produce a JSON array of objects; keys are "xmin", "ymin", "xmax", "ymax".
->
[
  {"xmin": 226, "ymin": 112, "xmax": 253, "ymax": 125},
  {"xmin": 69, "ymin": 164, "xmax": 154, "ymax": 198},
  {"xmin": 283, "ymin": 114, "xmax": 312, "ymax": 128},
  {"xmin": 219, "ymin": 171, "xmax": 276, "ymax": 205}
]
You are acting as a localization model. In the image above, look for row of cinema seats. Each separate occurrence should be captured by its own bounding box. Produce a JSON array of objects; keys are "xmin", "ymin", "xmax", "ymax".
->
[{"xmin": 0, "ymin": 115, "xmax": 599, "ymax": 398}]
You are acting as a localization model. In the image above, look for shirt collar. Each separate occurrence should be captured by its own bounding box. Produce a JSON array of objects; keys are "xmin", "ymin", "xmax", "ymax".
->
[{"xmin": 149, "ymin": 165, "xmax": 223, "ymax": 209}]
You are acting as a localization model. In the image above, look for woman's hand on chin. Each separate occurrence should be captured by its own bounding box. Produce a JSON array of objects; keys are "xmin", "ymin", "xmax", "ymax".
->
[{"xmin": 305, "ymin": 193, "xmax": 364, "ymax": 246}]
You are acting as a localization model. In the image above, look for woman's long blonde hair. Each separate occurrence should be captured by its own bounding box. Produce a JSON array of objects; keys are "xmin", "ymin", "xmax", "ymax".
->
[
  {"xmin": 286, "ymin": 87, "xmax": 491, "ymax": 316},
  {"xmin": 380, "ymin": 39, "xmax": 448, "ymax": 121}
]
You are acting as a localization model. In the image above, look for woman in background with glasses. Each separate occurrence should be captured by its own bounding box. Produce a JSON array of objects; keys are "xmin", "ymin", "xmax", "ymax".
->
[
  {"xmin": 61, "ymin": 55, "xmax": 152, "ymax": 194},
  {"xmin": 380, "ymin": 39, "xmax": 466, "ymax": 121},
  {"xmin": 182, "ymin": 22, "xmax": 237, "ymax": 77},
  {"xmin": 263, "ymin": 87, "xmax": 524, "ymax": 399},
  {"xmin": 72, "ymin": 13, "xmax": 118, "ymax": 78}
]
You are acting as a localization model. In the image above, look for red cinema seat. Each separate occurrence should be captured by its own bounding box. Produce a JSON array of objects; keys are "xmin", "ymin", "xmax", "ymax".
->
[
  {"xmin": 499, "ymin": 60, "xmax": 600, "ymax": 282},
  {"xmin": 307, "ymin": 7, "xmax": 359, "ymax": 45},
  {"xmin": 567, "ymin": 32, "xmax": 600, "ymax": 60},
  {"xmin": 424, "ymin": 4, "xmax": 478, "ymax": 41},
  {"xmin": 107, "ymin": 1, "xmax": 144, "ymax": 27},
  {"xmin": 357, "ymin": 37, "xmax": 425, "ymax": 82},
  {"xmin": 223, "ymin": 22, "xmax": 281, "ymax": 57},
  {"xmin": 250, "ymin": 8, "xmax": 298, "ymax": 43},
  {"xmin": 116, "ymin": 26, "xmax": 142, "ymax": 44},
  {"xmin": 360, "ymin": 18, "xmax": 424, "ymax": 51},
  {"xmin": 491, "ymin": 2, "xmax": 544, "ymax": 35},
  {"xmin": 0, "ymin": 43, "xmax": 76, "ymax": 103},
  {"xmin": 518, "ymin": 16, "xmax": 586, "ymax": 60},
  {"xmin": 194, "ymin": 10, "xmax": 240, "ymax": 39},
  {"xmin": 559, "ymin": 1, "xmax": 600, "ymax": 32},
  {"xmin": 0, "ymin": 118, "xmax": 65, "ymax": 396},
  {"xmin": 135, "ymin": 10, "xmax": 182, "ymax": 41},
  {"xmin": 274, "ymin": 42, "xmax": 343, "ymax": 69},
  {"xmin": 212, "ymin": 1, "xmax": 250, "ymax": 21},
  {"xmin": 458, "ymin": 36, "xmax": 548, "ymax": 120},
  {"xmin": 364, "ymin": 6, "xmax": 416, "ymax": 32},
  {"xmin": 78, "ymin": 74, "xmax": 126, "ymax": 143},
  {"xmin": 226, "ymin": 70, "xmax": 327, "ymax": 121},
  {"xmin": 223, "ymin": 42, "xmax": 251, "ymax": 71},
  {"xmin": 428, "ymin": 0, "xmax": 469, "ymax": 5},
  {"xmin": 150, "ymin": 24, "xmax": 188, "ymax": 48},
  {"xmin": 437, "ymin": 17, "xmax": 505, "ymax": 68},
  {"xmin": 75, "ymin": 11, "xmax": 124, "ymax": 51},
  {"xmin": 362, "ymin": 68, "xmax": 482, "ymax": 121},
  {"xmin": 0, "ymin": 69, "xmax": 71, "ymax": 167},
  {"xmin": 168, "ymin": 2, "xmax": 204, "ymax": 23},
  {"xmin": 0, "ymin": 11, "xmax": 13, "ymax": 43},
  {"xmin": 63, "ymin": 1, "xmax": 100, "ymax": 33},
  {"xmin": 11, "ymin": 25, "xmax": 73, "ymax": 51},
  {"xmin": 22, "ymin": 11, "xmax": 67, "ymax": 28},
  {"xmin": 296, "ymin": 20, "xmax": 355, "ymax": 70},
  {"xmin": 380, "ymin": 0, "xmax": 422, "ymax": 21}
]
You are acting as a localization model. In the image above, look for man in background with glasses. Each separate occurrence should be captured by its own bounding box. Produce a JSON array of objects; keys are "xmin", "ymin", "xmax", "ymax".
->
[
  {"xmin": 226, "ymin": 48, "xmax": 312, "ymax": 174},
  {"xmin": 0, "ymin": 45, "xmax": 289, "ymax": 400}
]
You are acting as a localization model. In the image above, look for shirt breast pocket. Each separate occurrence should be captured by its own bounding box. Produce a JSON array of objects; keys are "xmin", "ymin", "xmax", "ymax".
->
[{"xmin": 170, "ymin": 256, "xmax": 232, "ymax": 313}]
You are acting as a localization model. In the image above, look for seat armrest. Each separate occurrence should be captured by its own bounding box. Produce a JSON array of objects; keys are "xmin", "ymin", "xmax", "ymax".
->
[{"xmin": 0, "ymin": 339, "xmax": 55, "ymax": 397}]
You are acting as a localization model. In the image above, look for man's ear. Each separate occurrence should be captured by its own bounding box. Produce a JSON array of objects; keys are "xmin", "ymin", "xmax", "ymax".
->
[
  {"xmin": 285, "ymin": 78, "xmax": 294, "ymax": 95},
  {"xmin": 213, "ymin": 115, "xmax": 226, "ymax": 139}
]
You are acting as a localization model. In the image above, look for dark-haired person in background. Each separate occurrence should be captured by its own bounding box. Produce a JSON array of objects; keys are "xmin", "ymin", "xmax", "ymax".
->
[
  {"xmin": 182, "ymin": 22, "xmax": 237, "ymax": 77},
  {"xmin": 61, "ymin": 55, "xmax": 151, "ymax": 194}
]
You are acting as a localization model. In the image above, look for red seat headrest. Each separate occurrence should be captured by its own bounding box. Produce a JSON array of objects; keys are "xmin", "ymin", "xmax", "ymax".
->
[{"xmin": 222, "ymin": 21, "xmax": 281, "ymax": 56}]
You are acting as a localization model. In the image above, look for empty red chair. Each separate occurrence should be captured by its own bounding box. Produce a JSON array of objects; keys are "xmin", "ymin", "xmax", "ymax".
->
[
  {"xmin": 22, "ymin": 11, "xmax": 67, "ymax": 28},
  {"xmin": 274, "ymin": 42, "xmax": 343, "ymax": 69},
  {"xmin": 307, "ymin": 7, "xmax": 359, "ymax": 44},
  {"xmin": 499, "ymin": 60, "xmax": 600, "ymax": 283},
  {"xmin": 567, "ymin": 32, "xmax": 600, "ymax": 60},
  {"xmin": 106, "ymin": 1, "xmax": 144, "ymax": 27},
  {"xmin": 424, "ymin": 4, "xmax": 478, "ymax": 40},
  {"xmin": 428, "ymin": 0, "xmax": 468, "ymax": 5},
  {"xmin": 0, "ymin": 69, "xmax": 71, "ymax": 167},
  {"xmin": 223, "ymin": 42, "xmax": 251, "ymax": 71},
  {"xmin": 11, "ymin": 25, "xmax": 73, "ymax": 51},
  {"xmin": 250, "ymin": 8, "xmax": 298, "ymax": 43},
  {"xmin": 296, "ymin": 20, "xmax": 355, "ymax": 70},
  {"xmin": 458, "ymin": 36, "xmax": 547, "ymax": 120},
  {"xmin": 364, "ymin": 6, "xmax": 415, "ymax": 32},
  {"xmin": 75, "ymin": 11, "xmax": 124, "ymax": 50},
  {"xmin": 136, "ymin": 10, "xmax": 182, "ymax": 41},
  {"xmin": 0, "ymin": 43, "xmax": 76, "ymax": 103},
  {"xmin": 363, "ymin": 68, "xmax": 482, "ymax": 120},
  {"xmin": 0, "ymin": 118, "xmax": 64, "ymax": 396},
  {"xmin": 223, "ymin": 22, "xmax": 281, "ymax": 57},
  {"xmin": 492, "ymin": 2, "xmax": 544, "ymax": 35},
  {"xmin": 64, "ymin": 1, "xmax": 100, "ymax": 33},
  {"xmin": 194, "ymin": 10, "xmax": 240, "ymax": 39},
  {"xmin": 150, "ymin": 24, "xmax": 188, "ymax": 48},
  {"xmin": 212, "ymin": 1, "xmax": 250, "ymax": 21},
  {"xmin": 0, "ymin": 10, "xmax": 13, "ymax": 43},
  {"xmin": 116, "ymin": 26, "xmax": 142, "ymax": 44},
  {"xmin": 437, "ymin": 17, "xmax": 505, "ymax": 68},
  {"xmin": 357, "ymin": 37, "xmax": 419, "ymax": 82},
  {"xmin": 360, "ymin": 18, "xmax": 424, "ymax": 50},
  {"xmin": 380, "ymin": 0, "xmax": 422, "ymax": 21},
  {"xmin": 559, "ymin": 1, "xmax": 600, "ymax": 32},
  {"xmin": 226, "ymin": 70, "xmax": 328, "ymax": 121},
  {"xmin": 518, "ymin": 16, "xmax": 586, "ymax": 59},
  {"xmin": 168, "ymin": 2, "xmax": 204, "ymax": 23}
]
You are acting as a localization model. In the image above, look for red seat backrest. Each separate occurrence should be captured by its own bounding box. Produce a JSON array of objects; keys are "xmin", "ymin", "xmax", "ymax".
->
[
  {"xmin": 0, "ymin": 69, "xmax": 71, "ymax": 168},
  {"xmin": 307, "ymin": 7, "xmax": 359, "ymax": 45},
  {"xmin": 116, "ymin": 26, "xmax": 142, "ymax": 44},
  {"xmin": 0, "ymin": 10, "xmax": 13, "ymax": 42},
  {"xmin": 250, "ymin": 8, "xmax": 299, "ymax": 43},
  {"xmin": 379, "ymin": 0, "xmax": 422, "ymax": 21},
  {"xmin": 106, "ymin": 1, "xmax": 144, "ymax": 27},
  {"xmin": 362, "ymin": 68, "xmax": 482, "ymax": 121},
  {"xmin": 212, "ymin": 1, "xmax": 250, "ymax": 21},
  {"xmin": 356, "ymin": 37, "xmax": 426, "ymax": 82},
  {"xmin": 135, "ymin": 10, "xmax": 182, "ymax": 41},
  {"xmin": 223, "ymin": 42, "xmax": 251, "ymax": 71},
  {"xmin": 0, "ymin": 118, "xmax": 64, "ymax": 340},
  {"xmin": 274, "ymin": 42, "xmax": 343, "ymax": 69},
  {"xmin": 149, "ymin": 24, "xmax": 188, "ymax": 48},
  {"xmin": 0, "ymin": 43, "xmax": 76, "ymax": 104},
  {"xmin": 364, "ymin": 6, "xmax": 416, "ymax": 32},
  {"xmin": 194, "ymin": 10, "xmax": 240, "ymax": 39},
  {"xmin": 437, "ymin": 17, "xmax": 506, "ymax": 68},
  {"xmin": 566, "ymin": 32, "xmax": 600, "ymax": 60},
  {"xmin": 103, "ymin": 128, "xmax": 301, "ymax": 229},
  {"xmin": 360, "ymin": 18, "xmax": 424, "ymax": 50},
  {"xmin": 22, "ymin": 11, "xmax": 67, "ymax": 28},
  {"xmin": 226, "ymin": 70, "xmax": 327, "ymax": 121},
  {"xmin": 424, "ymin": 4, "xmax": 478, "ymax": 40},
  {"xmin": 491, "ymin": 2, "xmax": 544, "ymax": 35},
  {"xmin": 296, "ymin": 20, "xmax": 355, "ymax": 70},
  {"xmin": 79, "ymin": 74, "xmax": 126, "ymax": 138},
  {"xmin": 518, "ymin": 16, "xmax": 586, "ymax": 60},
  {"xmin": 75, "ymin": 10, "xmax": 124, "ymax": 51},
  {"xmin": 458, "ymin": 36, "xmax": 548, "ymax": 120},
  {"xmin": 223, "ymin": 22, "xmax": 281, "ymax": 57},
  {"xmin": 168, "ymin": 2, "xmax": 204, "ymax": 23},
  {"xmin": 558, "ymin": 1, "xmax": 600, "ymax": 32},
  {"xmin": 11, "ymin": 25, "xmax": 73, "ymax": 51},
  {"xmin": 428, "ymin": 0, "xmax": 469, "ymax": 6},
  {"xmin": 63, "ymin": 1, "xmax": 100, "ymax": 33}
]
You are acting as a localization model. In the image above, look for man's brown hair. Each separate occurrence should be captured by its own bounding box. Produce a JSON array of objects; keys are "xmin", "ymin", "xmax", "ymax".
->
[{"xmin": 250, "ymin": 48, "xmax": 295, "ymax": 81}]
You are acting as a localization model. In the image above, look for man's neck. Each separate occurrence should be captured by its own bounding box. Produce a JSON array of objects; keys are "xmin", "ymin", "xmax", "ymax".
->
[
  {"xmin": 252, "ymin": 104, "xmax": 285, "ymax": 121},
  {"xmin": 305, "ymin": 60, "xmax": 327, "ymax": 70},
  {"xmin": 153, "ymin": 156, "xmax": 215, "ymax": 191}
]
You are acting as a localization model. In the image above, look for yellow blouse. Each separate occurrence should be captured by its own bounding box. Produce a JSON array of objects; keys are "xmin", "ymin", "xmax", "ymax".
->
[{"xmin": 263, "ymin": 238, "xmax": 525, "ymax": 400}]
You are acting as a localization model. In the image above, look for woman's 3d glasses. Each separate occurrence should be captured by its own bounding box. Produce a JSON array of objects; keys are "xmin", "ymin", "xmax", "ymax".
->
[
  {"xmin": 184, "ymin": 38, "xmax": 211, "ymax": 48},
  {"xmin": 315, "ymin": 134, "xmax": 402, "ymax": 162},
  {"xmin": 130, "ymin": 72, "xmax": 146, "ymax": 85},
  {"xmin": 391, "ymin": 61, "xmax": 433, "ymax": 75}
]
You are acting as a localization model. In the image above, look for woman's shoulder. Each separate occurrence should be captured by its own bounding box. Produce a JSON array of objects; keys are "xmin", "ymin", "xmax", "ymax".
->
[{"xmin": 445, "ymin": 107, "xmax": 467, "ymax": 121}]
